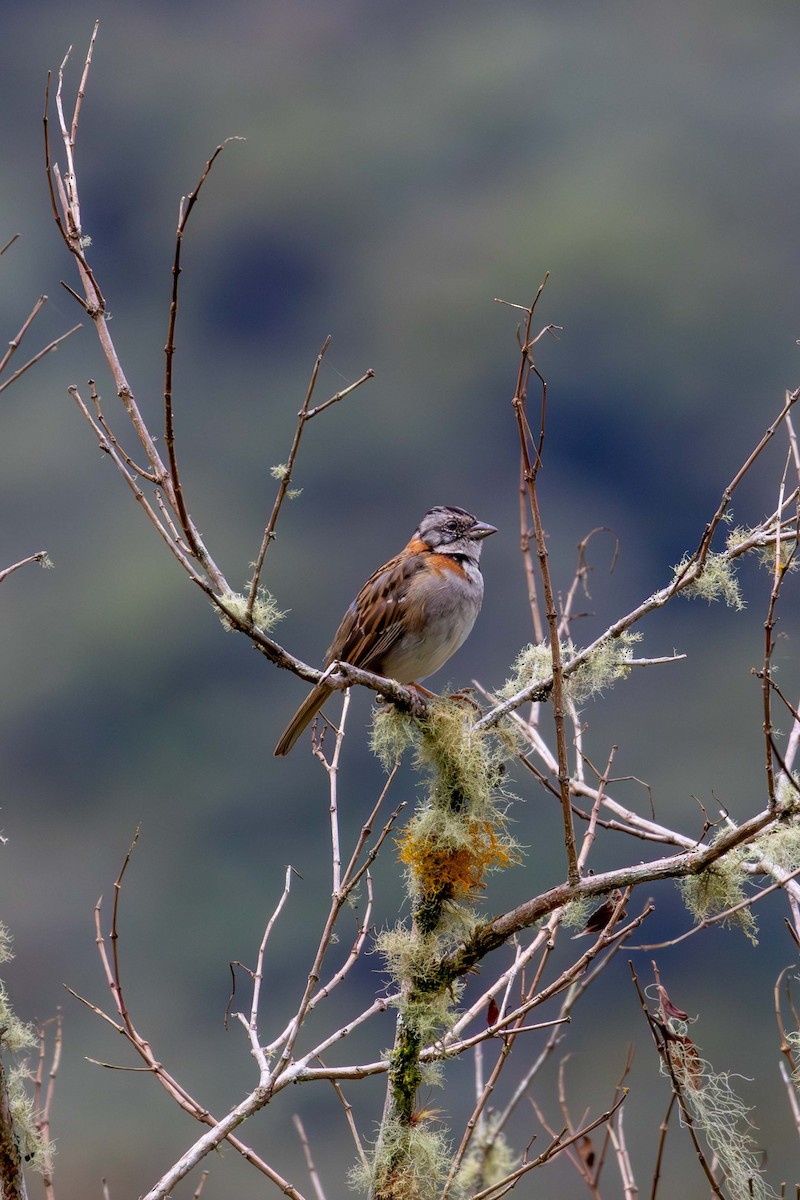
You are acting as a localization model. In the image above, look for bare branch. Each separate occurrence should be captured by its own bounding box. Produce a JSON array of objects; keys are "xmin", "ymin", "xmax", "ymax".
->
[
  {"xmin": 0, "ymin": 323, "xmax": 82, "ymax": 395},
  {"xmin": 246, "ymin": 341, "xmax": 374, "ymax": 617},
  {"xmin": 163, "ymin": 139, "xmax": 244, "ymax": 567},
  {"xmin": 293, "ymin": 1114, "xmax": 327, "ymax": 1200},
  {"xmin": 0, "ymin": 552, "xmax": 50, "ymax": 585}
]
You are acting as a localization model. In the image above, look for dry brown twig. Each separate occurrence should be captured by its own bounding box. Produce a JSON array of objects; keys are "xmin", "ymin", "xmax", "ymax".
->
[
  {"xmin": 773, "ymin": 966, "xmax": 800, "ymax": 1139},
  {"xmin": 247, "ymin": 336, "xmax": 374, "ymax": 620},
  {"xmin": 0, "ymin": 296, "xmax": 81, "ymax": 397},
  {"xmin": 0, "ymin": 235, "xmax": 81, "ymax": 395},
  {"xmin": 527, "ymin": 1047, "xmax": 634, "ymax": 1197},
  {"xmin": 470, "ymin": 1088, "xmax": 628, "ymax": 1200},
  {"xmin": 0, "ymin": 552, "xmax": 51, "ymax": 587},
  {"xmin": 0, "ymin": 225, "xmax": 80, "ymax": 601},
  {"xmin": 500, "ymin": 283, "xmax": 579, "ymax": 884},
  {"xmin": 293, "ymin": 1114, "xmax": 327, "ymax": 1200},
  {"xmin": 32, "ymin": 1013, "xmax": 62, "ymax": 1200}
]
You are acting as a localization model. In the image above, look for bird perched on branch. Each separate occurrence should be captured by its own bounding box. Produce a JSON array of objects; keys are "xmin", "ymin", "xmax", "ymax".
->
[{"xmin": 274, "ymin": 505, "xmax": 496, "ymax": 756}]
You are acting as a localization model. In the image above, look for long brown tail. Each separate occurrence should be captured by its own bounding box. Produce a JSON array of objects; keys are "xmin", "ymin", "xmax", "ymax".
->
[{"xmin": 274, "ymin": 683, "xmax": 334, "ymax": 756}]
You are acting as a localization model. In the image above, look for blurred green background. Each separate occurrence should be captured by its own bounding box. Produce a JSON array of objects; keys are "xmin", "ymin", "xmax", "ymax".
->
[{"xmin": 2, "ymin": 1, "xmax": 800, "ymax": 1196}]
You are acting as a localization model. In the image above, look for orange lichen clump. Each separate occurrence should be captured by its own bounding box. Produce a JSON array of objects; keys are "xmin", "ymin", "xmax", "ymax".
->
[{"xmin": 398, "ymin": 816, "xmax": 517, "ymax": 901}]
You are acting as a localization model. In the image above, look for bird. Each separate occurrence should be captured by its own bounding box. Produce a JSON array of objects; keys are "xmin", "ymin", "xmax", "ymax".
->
[{"xmin": 274, "ymin": 505, "xmax": 496, "ymax": 756}]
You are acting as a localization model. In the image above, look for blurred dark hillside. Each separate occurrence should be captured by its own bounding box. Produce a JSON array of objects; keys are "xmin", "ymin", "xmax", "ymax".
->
[{"xmin": 1, "ymin": 1, "xmax": 799, "ymax": 1196}]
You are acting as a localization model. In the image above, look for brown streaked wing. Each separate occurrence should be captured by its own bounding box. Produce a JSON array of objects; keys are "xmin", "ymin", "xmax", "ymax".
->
[{"xmin": 326, "ymin": 552, "xmax": 426, "ymax": 670}]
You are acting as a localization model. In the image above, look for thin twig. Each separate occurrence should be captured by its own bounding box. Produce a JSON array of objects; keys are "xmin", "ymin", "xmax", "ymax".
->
[
  {"xmin": 0, "ymin": 322, "xmax": 82, "ymax": 394},
  {"xmin": 630, "ymin": 963, "xmax": 726, "ymax": 1199},
  {"xmin": 329, "ymin": 1078, "xmax": 369, "ymax": 1168},
  {"xmin": 246, "ymin": 343, "xmax": 373, "ymax": 617},
  {"xmin": 685, "ymin": 386, "xmax": 800, "ymax": 576},
  {"xmin": 34, "ymin": 1012, "xmax": 62, "ymax": 1200},
  {"xmin": 239, "ymin": 865, "xmax": 296, "ymax": 1072},
  {"xmin": 479, "ymin": 390, "xmax": 800, "ymax": 732},
  {"xmin": 469, "ymin": 1091, "xmax": 627, "ymax": 1200},
  {"xmin": 314, "ymin": 690, "xmax": 351, "ymax": 894},
  {"xmin": 633, "ymin": 862, "xmax": 800, "ymax": 950},
  {"xmin": 503, "ymin": 282, "xmax": 579, "ymax": 883},
  {"xmin": 163, "ymin": 140, "xmax": 244, "ymax": 564},
  {"xmin": 293, "ymin": 1114, "xmax": 327, "ymax": 1200},
  {"xmin": 191, "ymin": 1171, "xmax": 210, "ymax": 1200},
  {"xmin": 650, "ymin": 1092, "xmax": 678, "ymax": 1200},
  {"xmin": 0, "ymin": 551, "xmax": 50, "ymax": 585},
  {"xmin": 0, "ymin": 294, "xmax": 46, "ymax": 376}
]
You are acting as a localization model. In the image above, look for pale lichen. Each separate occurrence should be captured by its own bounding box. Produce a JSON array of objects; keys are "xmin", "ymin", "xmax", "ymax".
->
[
  {"xmin": 665, "ymin": 1019, "xmax": 776, "ymax": 1200},
  {"xmin": 679, "ymin": 821, "xmax": 800, "ymax": 945},
  {"xmin": 498, "ymin": 631, "xmax": 641, "ymax": 706},
  {"xmin": 217, "ymin": 587, "xmax": 285, "ymax": 632},
  {"xmin": 673, "ymin": 551, "xmax": 744, "ymax": 610},
  {"xmin": 452, "ymin": 1120, "xmax": 518, "ymax": 1198},
  {"xmin": 350, "ymin": 1117, "xmax": 451, "ymax": 1200},
  {"xmin": 0, "ymin": 926, "xmax": 54, "ymax": 1173}
]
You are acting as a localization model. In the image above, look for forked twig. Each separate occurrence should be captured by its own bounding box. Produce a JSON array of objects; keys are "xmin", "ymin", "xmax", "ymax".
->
[
  {"xmin": 246, "ymin": 342, "xmax": 374, "ymax": 618},
  {"xmin": 501, "ymin": 281, "xmax": 579, "ymax": 884},
  {"xmin": 469, "ymin": 1089, "xmax": 627, "ymax": 1200}
]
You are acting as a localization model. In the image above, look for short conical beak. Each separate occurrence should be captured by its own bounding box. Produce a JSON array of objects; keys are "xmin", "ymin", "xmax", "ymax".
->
[{"xmin": 470, "ymin": 520, "xmax": 497, "ymax": 540}]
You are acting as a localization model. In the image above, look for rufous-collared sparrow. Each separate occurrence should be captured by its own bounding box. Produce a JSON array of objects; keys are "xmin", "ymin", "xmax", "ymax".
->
[{"xmin": 274, "ymin": 505, "xmax": 496, "ymax": 756}]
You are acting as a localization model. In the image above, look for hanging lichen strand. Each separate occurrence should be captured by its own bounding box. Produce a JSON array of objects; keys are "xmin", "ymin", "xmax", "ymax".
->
[{"xmin": 365, "ymin": 700, "xmax": 519, "ymax": 1199}]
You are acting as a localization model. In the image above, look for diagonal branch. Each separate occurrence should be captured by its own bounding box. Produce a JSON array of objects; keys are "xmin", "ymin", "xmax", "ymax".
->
[
  {"xmin": 246, "ymin": 339, "xmax": 373, "ymax": 618},
  {"xmin": 503, "ymin": 282, "xmax": 579, "ymax": 883},
  {"xmin": 164, "ymin": 139, "xmax": 244, "ymax": 567}
]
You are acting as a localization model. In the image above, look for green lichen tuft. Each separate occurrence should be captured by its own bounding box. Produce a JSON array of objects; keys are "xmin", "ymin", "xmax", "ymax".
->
[
  {"xmin": 0, "ymin": 927, "xmax": 54, "ymax": 1174},
  {"xmin": 414, "ymin": 699, "xmax": 512, "ymax": 811},
  {"xmin": 217, "ymin": 587, "xmax": 286, "ymax": 633},
  {"xmin": 394, "ymin": 701, "xmax": 521, "ymax": 939},
  {"xmin": 680, "ymin": 822, "xmax": 800, "ymax": 945},
  {"xmin": 497, "ymin": 642, "xmax": 554, "ymax": 701},
  {"xmin": 0, "ymin": 928, "xmax": 35, "ymax": 1055},
  {"xmin": 776, "ymin": 773, "xmax": 800, "ymax": 811},
  {"xmin": 452, "ymin": 1120, "xmax": 518, "ymax": 1198},
  {"xmin": 755, "ymin": 822, "xmax": 800, "ymax": 873},
  {"xmin": 674, "ymin": 551, "xmax": 744, "ymax": 610},
  {"xmin": 376, "ymin": 927, "xmax": 444, "ymax": 994},
  {"xmin": 6, "ymin": 1068, "xmax": 53, "ymax": 1173},
  {"xmin": 569, "ymin": 632, "xmax": 641, "ymax": 702},
  {"xmin": 560, "ymin": 896, "xmax": 593, "ymax": 931},
  {"xmin": 370, "ymin": 699, "xmax": 520, "ymax": 1191},
  {"xmin": 350, "ymin": 1114, "xmax": 451, "ymax": 1200},
  {"xmin": 728, "ymin": 524, "xmax": 800, "ymax": 574},
  {"xmin": 664, "ymin": 1019, "xmax": 774, "ymax": 1200},
  {"xmin": 499, "ymin": 632, "xmax": 641, "ymax": 706},
  {"xmin": 371, "ymin": 705, "xmax": 422, "ymax": 770},
  {"xmin": 679, "ymin": 850, "xmax": 758, "ymax": 944}
]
